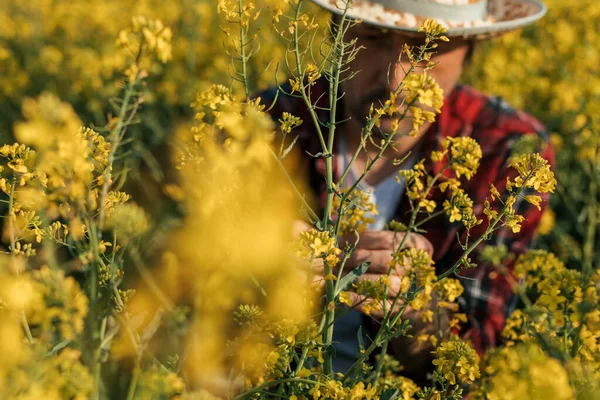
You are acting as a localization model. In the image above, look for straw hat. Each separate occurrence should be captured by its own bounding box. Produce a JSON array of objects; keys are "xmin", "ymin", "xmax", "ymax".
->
[{"xmin": 310, "ymin": 0, "xmax": 547, "ymax": 38}]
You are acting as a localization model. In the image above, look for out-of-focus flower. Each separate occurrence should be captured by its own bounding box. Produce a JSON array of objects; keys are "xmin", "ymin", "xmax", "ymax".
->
[{"xmin": 432, "ymin": 338, "xmax": 480, "ymax": 385}]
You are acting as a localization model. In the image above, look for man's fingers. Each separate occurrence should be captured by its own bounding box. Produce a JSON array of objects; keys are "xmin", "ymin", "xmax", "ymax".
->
[
  {"xmin": 340, "ymin": 230, "xmax": 434, "ymax": 256},
  {"xmin": 404, "ymin": 233, "xmax": 434, "ymax": 256},
  {"xmin": 340, "ymin": 229, "xmax": 403, "ymax": 250},
  {"xmin": 346, "ymin": 248, "xmax": 394, "ymax": 273}
]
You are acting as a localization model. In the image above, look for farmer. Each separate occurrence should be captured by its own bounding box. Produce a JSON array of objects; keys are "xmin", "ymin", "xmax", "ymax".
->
[{"xmin": 260, "ymin": 0, "xmax": 553, "ymax": 380}]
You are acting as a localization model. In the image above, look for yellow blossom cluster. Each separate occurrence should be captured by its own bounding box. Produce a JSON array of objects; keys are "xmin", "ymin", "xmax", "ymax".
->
[
  {"xmin": 442, "ymin": 187, "xmax": 480, "ymax": 229},
  {"xmin": 279, "ymin": 112, "xmax": 303, "ymax": 135},
  {"xmin": 504, "ymin": 250, "xmax": 600, "ymax": 375},
  {"xmin": 376, "ymin": 374, "xmax": 420, "ymax": 400},
  {"xmin": 432, "ymin": 137, "xmax": 483, "ymax": 180},
  {"xmin": 434, "ymin": 278, "xmax": 464, "ymax": 310},
  {"xmin": 506, "ymin": 153, "xmax": 557, "ymax": 194},
  {"xmin": 390, "ymin": 247, "xmax": 437, "ymax": 311},
  {"xmin": 332, "ymin": 188, "xmax": 378, "ymax": 235},
  {"xmin": 397, "ymin": 159, "xmax": 428, "ymax": 202},
  {"xmin": 297, "ymin": 228, "xmax": 342, "ymax": 268},
  {"xmin": 350, "ymin": 275, "xmax": 391, "ymax": 316},
  {"xmin": 306, "ymin": 379, "xmax": 378, "ymax": 400},
  {"xmin": 0, "ymin": 258, "xmax": 93, "ymax": 398},
  {"xmin": 431, "ymin": 337, "xmax": 480, "ymax": 386},
  {"xmin": 403, "ymin": 73, "xmax": 444, "ymax": 114},
  {"xmin": 0, "ymin": 347, "xmax": 94, "ymax": 400},
  {"xmin": 474, "ymin": 344, "xmax": 574, "ymax": 400},
  {"xmin": 132, "ymin": 363, "xmax": 186, "ymax": 399},
  {"xmin": 25, "ymin": 266, "xmax": 89, "ymax": 345},
  {"xmin": 105, "ymin": 202, "xmax": 151, "ymax": 240},
  {"xmin": 418, "ymin": 18, "xmax": 449, "ymax": 40},
  {"xmin": 151, "ymin": 82, "xmax": 315, "ymax": 391},
  {"xmin": 398, "ymin": 136, "xmax": 484, "ymax": 230}
]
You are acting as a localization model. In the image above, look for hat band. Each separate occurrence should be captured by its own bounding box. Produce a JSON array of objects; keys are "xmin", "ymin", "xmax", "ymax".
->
[{"xmin": 375, "ymin": 0, "xmax": 489, "ymax": 22}]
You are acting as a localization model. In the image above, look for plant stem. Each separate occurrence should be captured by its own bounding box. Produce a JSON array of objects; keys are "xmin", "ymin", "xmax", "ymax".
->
[
  {"xmin": 98, "ymin": 71, "xmax": 139, "ymax": 232},
  {"xmin": 372, "ymin": 341, "xmax": 388, "ymax": 383},
  {"xmin": 88, "ymin": 219, "xmax": 102, "ymax": 400},
  {"xmin": 237, "ymin": 0, "xmax": 250, "ymax": 101},
  {"xmin": 234, "ymin": 378, "xmax": 320, "ymax": 399},
  {"xmin": 321, "ymin": 0, "xmax": 353, "ymax": 376},
  {"xmin": 291, "ymin": 1, "xmax": 328, "ymax": 153},
  {"xmin": 583, "ymin": 161, "xmax": 597, "ymax": 275},
  {"xmin": 126, "ymin": 352, "xmax": 143, "ymax": 400},
  {"xmin": 129, "ymin": 246, "xmax": 175, "ymax": 311},
  {"xmin": 7, "ymin": 176, "xmax": 35, "ymax": 345},
  {"xmin": 269, "ymin": 147, "xmax": 319, "ymax": 222}
]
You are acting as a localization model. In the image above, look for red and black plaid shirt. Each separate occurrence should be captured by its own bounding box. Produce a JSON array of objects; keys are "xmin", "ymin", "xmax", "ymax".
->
[{"xmin": 258, "ymin": 78, "xmax": 554, "ymax": 355}]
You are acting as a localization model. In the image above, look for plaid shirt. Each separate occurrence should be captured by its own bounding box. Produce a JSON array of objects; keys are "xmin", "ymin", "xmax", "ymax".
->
[{"xmin": 258, "ymin": 78, "xmax": 554, "ymax": 355}]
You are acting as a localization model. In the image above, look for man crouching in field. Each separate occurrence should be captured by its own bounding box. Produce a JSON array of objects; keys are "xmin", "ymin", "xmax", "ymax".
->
[{"xmin": 259, "ymin": 0, "xmax": 553, "ymax": 383}]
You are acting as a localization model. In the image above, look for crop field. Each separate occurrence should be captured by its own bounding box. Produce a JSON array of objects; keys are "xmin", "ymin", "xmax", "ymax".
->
[{"xmin": 0, "ymin": 0, "xmax": 598, "ymax": 399}]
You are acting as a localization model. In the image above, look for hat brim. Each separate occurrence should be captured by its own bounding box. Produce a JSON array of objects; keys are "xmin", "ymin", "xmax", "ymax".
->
[{"xmin": 310, "ymin": 0, "xmax": 547, "ymax": 39}]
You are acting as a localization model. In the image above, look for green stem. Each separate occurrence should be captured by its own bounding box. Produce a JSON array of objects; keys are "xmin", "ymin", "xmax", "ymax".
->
[
  {"xmin": 372, "ymin": 341, "xmax": 388, "ymax": 384},
  {"xmin": 415, "ymin": 209, "xmax": 446, "ymax": 228},
  {"xmin": 269, "ymin": 147, "xmax": 319, "ymax": 222},
  {"xmin": 583, "ymin": 161, "xmax": 598, "ymax": 275},
  {"xmin": 291, "ymin": 1, "xmax": 328, "ymax": 153},
  {"xmin": 129, "ymin": 246, "xmax": 175, "ymax": 311},
  {"xmin": 88, "ymin": 219, "xmax": 102, "ymax": 400},
  {"xmin": 331, "ymin": 36, "xmax": 441, "ymax": 379},
  {"xmin": 98, "ymin": 70, "xmax": 140, "ymax": 232},
  {"xmin": 234, "ymin": 378, "xmax": 320, "ymax": 400},
  {"xmin": 20, "ymin": 312, "xmax": 34, "ymax": 344},
  {"xmin": 321, "ymin": 1, "xmax": 354, "ymax": 377},
  {"xmin": 7, "ymin": 176, "xmax": 35, "ymax": 345},
  {"xmin": 126, "ymin": 353, "xmax": 143, "ymax": 400},
  {"xmin": 237, "ymin": 0, "xmax": 250, "ymax": 101}
]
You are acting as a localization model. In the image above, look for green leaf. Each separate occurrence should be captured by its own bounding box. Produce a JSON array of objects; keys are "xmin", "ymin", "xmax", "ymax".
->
[
  {"xmin": 281, "ymin": 134, "xmax": 299, "ymax": 159},
  {"xmin": 335, "ymin": 261, "xmax": 370, "ymax": 298},
  {"xmin": 380, "ymin": 389, "xmax": 400, "ymax": 400},
  {"xmin": 357, "ymin": 325, "xmax": 365, "ymax": 351}
]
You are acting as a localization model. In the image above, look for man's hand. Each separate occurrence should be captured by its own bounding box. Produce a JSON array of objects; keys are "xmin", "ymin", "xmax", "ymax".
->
[
  {"xmin": 337, "ymin": 229, "xmax": 450, "ymax": 374},
  {"xmin": 337, "ymin": 229, "xmax": 433, "ymax": 319}
]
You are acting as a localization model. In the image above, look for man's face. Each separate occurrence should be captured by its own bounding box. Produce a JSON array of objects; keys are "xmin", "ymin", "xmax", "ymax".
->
[{"xmin": 340, "ymin": 22, "xmax": 471, "ymax": 139}]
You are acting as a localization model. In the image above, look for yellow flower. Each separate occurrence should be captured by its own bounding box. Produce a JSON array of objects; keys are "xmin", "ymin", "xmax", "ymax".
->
[
  {"xmin": 332, "ymin": 188, "xmax": 378, "ymax": 235},
  {"xmin": 289, "ymin": 77, "xmax": 302, "ymax": 94},
  {"xmin": 507, "ymin": 153, "xmax": 556, "ymax": 194},
  {"xmin": 482, "ymin": 344, "xmax": 574, "ymax": 400},
  {"xmin": 536, "ymin": 207, "xmax": 555, "ymax": 235},
  {"xmin": 489, "ymin": 183, "xmax": 501, "ymax": 201},
  {"xmin": 403, "ymin": 73, "xmax": 444, "ymax": 113},
  {"xmin": 419, "ymin": 199, "xmax": 436, "ymax": 213},
  {"xmin": 339, "ymin": 291, "xmax": 353, "ymax": 306},
  {"xmin": 436, "ymin": 278, "xmax": 464, "ymax": 303},
  {"xmin": 432, "ymin": 338, "xmax": 480, "ymax": 385},
  {"xmin": 419, "ymin": 18, "xmax": 447, "ymax": 37},
  {"xmin": 297, "ymin": 229, "xmax": 342, "ymax": 267},
  {"xmin": 444, "ymin": 137, "xmax": 483, "ymax": 180}
]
